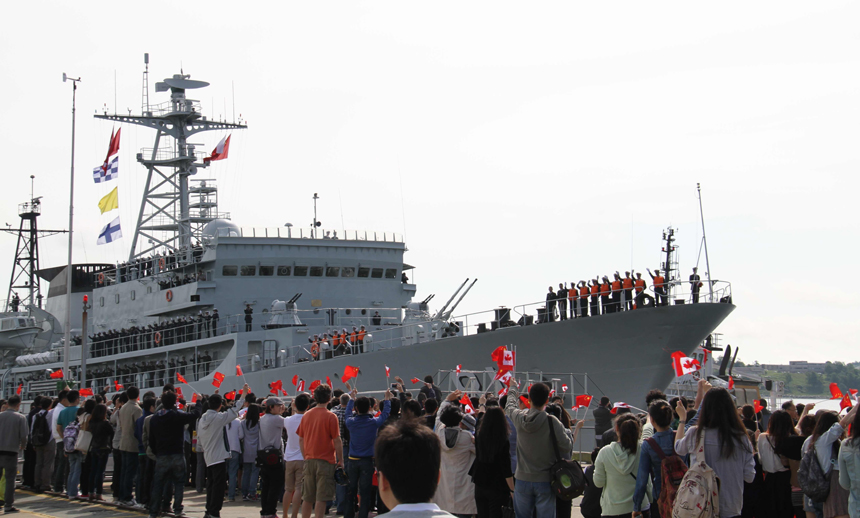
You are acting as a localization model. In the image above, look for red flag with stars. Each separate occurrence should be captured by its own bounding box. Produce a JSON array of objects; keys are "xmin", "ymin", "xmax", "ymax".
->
[
  {"xmin": 309, "ymin": 380, "xmax": 321, "ymax": 392},
  {"xmin": 573, "ymin": 394, "xmax": 593, "ymax": 410},
  {"xmin": 192, "ymin": 393, "xmax": 198, "ymax": 403},
  {"xmin": 460, "ymin": 394, "xmax": 475, "ymax": 415},
  {"xmin": 753, "ymin": 400, "xmax": 764, "ymax": 414},
  {"xmin": 326, "ymin": 376, "xmax": 332, "ymax": 387},
  {"xmin": 342, "ymin": 366, "xmax": 359, "ymax": 383},
  {"xmin": 270, "ymin": 380, "xmax": 283, "ymax": 395},
  {"xmin": 831, "ymin": 383, "xmax": 844, "ymax": 400},
  {"xmin": 176, "ymin": 373, "xmax": 187, "ymax": 384},
  {"xmin": 212, "ymin": 372, "xmax": 225, "ymax": 388},
  {"xmin": 410, "ymin": 378, "xmax": 420, "ymax": 384},
  {"xmin": 841, "ymin": 394, "xmax": 853, "ymax": 411},
  {"xmin": 80, "ymin": 388, "xmax": 93, "ymax": 397},
  {"xmin": 225, "ymin": 390, "xmax": 236, "ymax": 401},
  {"xmin": 50, "ymin": 369, "xmax": 64, "ymax": 379},
  {"xmin": 236, "ymin": 365, "xmax": 243, "ymax": 376}
]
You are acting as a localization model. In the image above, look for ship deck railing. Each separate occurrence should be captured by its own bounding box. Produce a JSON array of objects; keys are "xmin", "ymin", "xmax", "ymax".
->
[
  {"xmin": 215, "ymin": 227, "xmax": 403, "ymax": 243},
  {"xmin": 450, "ymin": 280, "xmax": 732, "ymax": 337},
  {"xmin": 90, "ymin": 248, "xmax": 206, "ymax": 286}
]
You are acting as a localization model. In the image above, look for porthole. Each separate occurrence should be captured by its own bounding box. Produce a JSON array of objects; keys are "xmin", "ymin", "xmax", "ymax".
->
[
  {"xmin": 345, "ymin": 309, "xmax": 352, "ymax": 315},
  {"xmin": 361, "ymin": 309, "xmax": 367, "ymax": 315}
]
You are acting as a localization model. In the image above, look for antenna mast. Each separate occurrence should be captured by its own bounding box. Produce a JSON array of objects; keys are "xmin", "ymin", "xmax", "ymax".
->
[
  {"xmin": 141, "ymin": 53, "xmax": 151, "ymax": 115},
  {"xmin": 697, "ymin": 183, "xmax": 714, "ymax": 300}
]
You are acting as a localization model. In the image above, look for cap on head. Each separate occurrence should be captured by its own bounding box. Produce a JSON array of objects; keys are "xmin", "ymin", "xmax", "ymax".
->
[{"xmin": 265, "ymin": 397, "xmax": 283, "ymax": 408}]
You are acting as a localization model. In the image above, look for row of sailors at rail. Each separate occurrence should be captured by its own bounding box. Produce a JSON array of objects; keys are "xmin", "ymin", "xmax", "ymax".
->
[
  {"xmin": 309, "ymin": 325, "xmax": 368, "ymax": 360},
  {"xmin": 99, "ymin": 243, "xmax": 205, "ymax": 284},
  {"xmin": 544, "ymin": 268, "xmax": 671, "ymax": 321},
  {"xmin": 88, "ymin": 310, "xmax": 221, "ymax": 357}
]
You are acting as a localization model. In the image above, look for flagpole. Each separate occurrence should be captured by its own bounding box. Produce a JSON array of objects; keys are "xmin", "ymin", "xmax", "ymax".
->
[{"xmin": 62, "ymin": 73, "xmax": 80, "ymax": 382}]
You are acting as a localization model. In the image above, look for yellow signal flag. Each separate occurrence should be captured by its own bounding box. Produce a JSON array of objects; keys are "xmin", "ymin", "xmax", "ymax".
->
[{"xmin": 98, "ymin": 187, "xmax": 119, "ymax": 214}]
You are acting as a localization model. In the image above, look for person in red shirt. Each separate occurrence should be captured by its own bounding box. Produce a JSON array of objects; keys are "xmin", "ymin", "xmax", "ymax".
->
[{"xmin": 296, "ymin": 384, "xmax": 344, "ymax": 518}]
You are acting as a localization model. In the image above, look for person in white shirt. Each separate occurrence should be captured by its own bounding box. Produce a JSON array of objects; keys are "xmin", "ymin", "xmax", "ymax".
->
[
  {"xmin": 375, "ymin": 419, "xmax": 455, "ymax": 518},
  {"xmin": 198, "ymin": 384, "xmax": 248, "ymax": 518},
  {"xmin": 49, "ymin": 389, "xmax": 68, "ymax": 493},
  {"xmin": 282, "ymin": 393, "xmax": 309, "ymax": 518},
  {"xmin": 225, "ymin": 417, "xmax": 242, "ymax": 501}
]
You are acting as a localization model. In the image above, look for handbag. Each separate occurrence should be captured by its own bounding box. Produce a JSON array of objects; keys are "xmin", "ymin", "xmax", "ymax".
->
[
  {"xmin": 75, "ymin": 414, "xmax": 93, "ymax": 453},
  {"xmin": 256, "ymin": 446, "xmax": 283, "ymax": 468},
  {"xmin": 501, "ymin": 494, "xmax": 515, "ymax": 518},
  {"xmin": 547, "ymin": 415, "xmax": 587, "ymax": 500}
]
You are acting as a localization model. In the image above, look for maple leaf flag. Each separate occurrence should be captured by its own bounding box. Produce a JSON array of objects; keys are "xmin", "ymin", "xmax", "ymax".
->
[
  {"xmin": 851, "ymin": 389, "xmax": 859, "ymax": 401},
  {"xmin": 236, "ymin": 365, "xmax": 243, "ymax": 376},
  {"xmin": 460, "ymin": 394, "xmax": 475, "ymax": 415},
  {"xmin": 212, "ymin": 372, "xmax": 225, "ymax": 388},
  {"xmin": 309, "ymin": 380, "xmax": 321, "ymax": 392},
  {"xmin": 610, "ymin": 402, "xmax": 630, "ymax": 415},
  {"xmin": 573, "ymin": 394, "xmax": 593, "ymax": 410},
  {"xmin": 385, "ymin": 365, "xmax": 391, "ymax": 378},
  {"xmin": 455, "ymin": 365, "xmax": 461, "ymax": 376},
  {"xmin": 562, "ymin": 384, "xmax": 568, "ymax": 393},
  {"xmin": 830, "ymin": 383, "xmax": 844, "ymax": 400},
  {"xmin": 493, "ymin": 370, "xmax": 513, "ymax": 386},
  {"xmin": 297, "ymin": 379, "xmax": 305, "ymax": 392},
  {"xmin": 549, "ymin": 389, "xmax": 556, "ymax": 398},
  {"xmin": 671, "ymin": 351, "xmax": 701, "ymax": 377},
  {"xmin": 342, "ymin": 365, "xmax": 360, "ymax": 383},
  {"xmin": 491, "ymin": 346, "xmax": 515, "ymax": 373},
  {"xmin": 498, "ymin": 387, "xmax": 508, "ymax": 397},
  {"xmin": 204, "ymin": 135, "xmax": 231, "ymax": 163},
  {"xmin": 176, "ymin": 373, "xmax": 188, "ymax": 384}
]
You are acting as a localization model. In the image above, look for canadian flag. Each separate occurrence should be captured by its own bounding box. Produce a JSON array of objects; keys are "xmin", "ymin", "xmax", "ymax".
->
[
  {"xmin": 851, "ymin": 389, "xmax": 859, "ymax": 401},
  {"xmin": 297, "ymin": 379, "xmax": 305, "ymax": 392},
  {"xmin": 562, "ymin": 384, "xmax": 568, "ymax": 393},
  {"xmin": 385, "ymin": 365, "xmax": 391, "ymax": 378},
  {"xmin": 671, "ymin": 351, "xmax": 701, "ymax": 377},
  {"xmin": 455, "ymin": 365, "xmax": 461, "ymax": 376},
  {"xmin": 498, "ymin": 387, "xmax": 508, "ymax": 397},
  {"xmin": 491, "ymin": 346, "xmax": 515, "ymax": 373},
  {"xmin": 204, "ymin": 135, "xmax": 231, "ymax": 163},
  {"xmin": 460, "ymin": 394, "xmax": 475, "ymax": 415},
  {"xmin": 610, "ymin": 402, "xmax": 630, "ymax": 415},
  {"xmin": 494, "ymin": 370, "xmax": 513, "ymax": 386},
  {"xmin": 549, "ymin": 389, "xmax": 556, "ymax": 398}
]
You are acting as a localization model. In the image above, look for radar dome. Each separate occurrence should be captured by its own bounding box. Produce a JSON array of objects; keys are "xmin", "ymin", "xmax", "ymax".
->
[{"xmin": 202, "ymin": 219, "xmax": 240, "ymax": 238}]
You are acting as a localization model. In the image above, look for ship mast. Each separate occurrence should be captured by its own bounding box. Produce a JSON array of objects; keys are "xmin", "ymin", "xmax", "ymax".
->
[
  {"xmin": 0, "ymin": 177, "xmax": 67, "ymax": 311},
  {"xmin": 697, "ymin": 183, "xmax": 714, "ymax": 300},
  {"xmin": 94, "ymin": 58, "xmax": 246, "ymax": 265}
]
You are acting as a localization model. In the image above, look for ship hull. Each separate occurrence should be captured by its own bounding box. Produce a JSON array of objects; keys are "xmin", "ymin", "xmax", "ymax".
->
[{"xmin": 191, "ymin": 302, "xmax": 735, "ymax": 406}]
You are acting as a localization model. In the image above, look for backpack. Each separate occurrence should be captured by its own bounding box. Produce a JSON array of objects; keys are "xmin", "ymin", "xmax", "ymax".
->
[
  {"xmin": 672, "ymin": 428, "xmax": 720, "ymax": 518},
  {"xmin": 63, "ymin": 419, "xmax": 81, "ymax": 453},
  {"xmin": 797, "ymin": 441, "xmax": 833, "ymax": 503},
  {"xmin": 645, "ymin": 437, "xmax": 688, "ymax": 518},
  {"xmin": 31, "ymin": 411, "xmax": 52, "ymax": 447},
  {"xmin": 547, "ymin": 415, "xmax": 587, "ymax": 500}
]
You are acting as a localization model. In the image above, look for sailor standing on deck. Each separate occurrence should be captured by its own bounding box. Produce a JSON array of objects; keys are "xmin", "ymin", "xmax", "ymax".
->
[
  {"xmin": 578, "ymin": 281, "xmax": 589, "ymax": 317},
  {"xmin": 590, "ymin": 279, "xmax": 600, "ymax": 317},
  {"xmin": 600, "ymin": 277, "xmax": 612, "ymax": 315},
  {"xmin": 689, "ymin": 267, "xmax": 702, "ymax": 303},
  {"xmin": 634, "ymin": 272, "xmax": 646, "ymax": 308},
  {"xmin": 647, "ymin": 268, "xmax": 667, "ymax": 306},
  {"xmin": 622, "ymin": 271, "xmax": 634, "ymax": 311},
  {"xmin": 557, "ymin": 283, "xmax": 568, "ymax": 321},
  {"xmin": 244, "ymin": 304, "xmax": 253, "ymax": 332},
  {"xmin": 545, "ymin": 287, "xmax": 557, "ymax": 323}
]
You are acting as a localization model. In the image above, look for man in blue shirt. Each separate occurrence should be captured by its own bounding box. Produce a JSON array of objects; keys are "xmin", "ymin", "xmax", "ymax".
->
[{"xmin": 344, "ymin": 388, "xmax": 391, "ymax": 518}]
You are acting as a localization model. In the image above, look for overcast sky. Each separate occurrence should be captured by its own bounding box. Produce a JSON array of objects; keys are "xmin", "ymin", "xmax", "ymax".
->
[{"xmin": 1, "ymin": 1, "xmax": 857, "ymax": 364}]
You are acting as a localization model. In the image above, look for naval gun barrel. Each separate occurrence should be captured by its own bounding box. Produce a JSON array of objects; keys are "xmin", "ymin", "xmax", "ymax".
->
[
  {"xmin": 421, "ymin": 294, "xmax": 435, "ymax": 305},
  {"xmin": 441, "ymin": 278, "xmax": 478, "ymax": 321},
  {"xmin": 434, "ymin": 279, "xmax": 469, "ymax": 319},
  {"xmin": 288, "ymin": 293, "xmax": 303, "ymax": 304}
]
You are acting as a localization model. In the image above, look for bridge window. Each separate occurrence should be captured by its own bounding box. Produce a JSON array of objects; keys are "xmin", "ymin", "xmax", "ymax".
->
[
  {"xmin": 222, "ymin": 265, "xmax": 238, "ymax": 276},
  {"xmin": 357, "ymin": 267, "xmax": 370, "ymax": 278},
  {"xmin": 277, "ymin": 266, "xmax": 291, "ymax": 276},
  {"xmin": 260, "ymin": 266, "xmax": 274, "ymax": 276},
  {"xmin": 326, "ymin": 267, "xmax": 340, "ymax": 277},
  {"xmin": 342, "ymin": 267, "xmax": 355, "ymax": 278},
  {"xmin": 371, "ymin": 268, "xmax": 383, "ymax": 279},
  {"xmin": 309, "ymin": 266, "xmax": 323, "ymax": 277},
  {"xmin": 294, "ymin": 266, "xmax": 308, "ymax": 277},
  {"xmin": 384, "ymin": 268, "xmax": 397, "ymax": 279},
  {"xmin": 240, "ymin": 266, "xmax": 256, "ymax": 276}
]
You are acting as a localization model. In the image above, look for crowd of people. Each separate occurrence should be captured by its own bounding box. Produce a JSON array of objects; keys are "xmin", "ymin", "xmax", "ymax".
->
[
  {"xmin": 99, "ymin": 245, "xmax": 205, "ymax": 286},
  {"xmin": 0, "ymin": 375, "xmax": 857, "ymax": 518},
  {"xmin": 542, "ymin": 267, "xmax": 708, "ymax": 322},
  {"xmin": 87, "ymin": 309, "xmax": 222, "ymax": 357}
]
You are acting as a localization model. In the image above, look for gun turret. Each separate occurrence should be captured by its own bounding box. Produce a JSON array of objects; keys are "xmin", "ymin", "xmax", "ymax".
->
[{"xmin": 434, "ymin": 279, "xmax": 469, "ymax": 319}]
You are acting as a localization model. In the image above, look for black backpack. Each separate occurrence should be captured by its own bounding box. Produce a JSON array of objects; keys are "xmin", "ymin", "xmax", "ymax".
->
[
  {"xmin": 547, "ymin": 416, "xmax": 587, "ymax": 500},
  {"xmin": 31, "ymin": 411, "xmax": 52, "ymax": 447},
  {"xmin": 798, "ymin": 442, "xmax": 835, "ymax": 503}
]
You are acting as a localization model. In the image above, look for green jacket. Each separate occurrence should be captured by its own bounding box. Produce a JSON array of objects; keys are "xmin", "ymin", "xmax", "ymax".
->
[{"xmin": 593, "ymin": 441, "xmax": 651, "ymax": 515}]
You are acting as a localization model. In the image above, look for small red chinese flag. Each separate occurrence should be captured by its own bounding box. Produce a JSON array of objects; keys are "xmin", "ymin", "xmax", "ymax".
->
[
  {"xmin": 50, "ymin": 369, "xmax": 64, "ymax": 379},
  {"xmin": 830, "ymin": 383, "xmax": 844, "ymax": 400},
  {"xmin": 236, "ymin": 365, "xmax": 243, "ymax": 376},
  {"xmin": 326, "ymin": 376, "xmax": 332, "ymax": 387},
  {"xmin": 573, "ymin": 394, "xmax": 593, "ymax": 410},
  {"xmin": 192, "ymin": 393, "xmax": 199, "ymax": 403},
  {"xmin": 841, "ymin": 394, "xmax": 853, "ymax": 411},
  {"xmin": 270, "ymin": 380, "xmax": 283, "ymax": 395},
  {"xmin": 176, "ymin": 386, "xmax": 184, "ymax": 398},
  {"xmin": 309, "ymin": 380, "xmax": 321, "ymax": 392},
  {"xmin": 114, "ymin": 380, "xmax": 123, "ymax": 391},
  {"xmin": 16, "ymin": 383, "xmax": 22, "ymax": 395},
  {"xmin": 212, "ymin": 372, "xmax": 225, "ymax": 388},
  {"xmin": 410, "ymin": 378, "xmax": 420, "ymax": 384},
  {"xmin": 728, "ymin": 377, "xmax": 735, "ymax": 390},
  {"xmin": 342, "ymin": 365, "xmax": 359, "ymax": 383},
  {"xmin": 519, "ymin": 395, "xmax": 531, "ymax": 409},
  {"xmin": 291, "ymin": 375, "xmax": 299, "ymax": 386},
  {"xmin": 753, "ymin": 400, "xmax": 764, "ymax": 414},
  {"xmin": 224, "ymin": 390, "xmax": 236, "ymax": 401},
  {"xmin": 459, "ymin": 394, "xmax": 475, "ymax": 414},
  {"xmin": 238, "ymin": 389, "xmax": 243, "ymax": 398},
  {"xmin": 80, "ymin": 388, "xmax": 93, "ymax": 397},
  {"xmin": 176, "ymin": 373, "xmax": 187, "ymax": 384}
]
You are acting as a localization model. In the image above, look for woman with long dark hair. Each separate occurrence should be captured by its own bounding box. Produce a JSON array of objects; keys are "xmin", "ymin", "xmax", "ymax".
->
[
  {"xmin": 594, "ymin": 413, "xmax": 652, "ymax": 517},
  {"xmin": 838, "ymin": 410, "xmax": 860, "ymax": 518},
  {"xmin": 758, "ymin": 410, "xmax": 795, "ymax": 518},
  {"xmin": 238, "ymin": 403, "xmax": 261, "ymax": 501},
  {"xmin": 634, "ymin": 399, "xmax": 676, "ymax": 518},
  {"xmin": 675, "ymin": 388, "xmax": 755, "ymax": 518},
  {"xmin": 471, "ymin": 406, "xmax": 513, "ymax": 518},
  {"xmin": 86, "ymin": 403, "xmax": 113, "ymax": 502},
  {"xmin": 804, "ymin": 405, "xmax": 858, "ymax": 518}
]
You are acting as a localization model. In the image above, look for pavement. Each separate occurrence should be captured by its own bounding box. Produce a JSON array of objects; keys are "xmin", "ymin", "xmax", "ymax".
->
[{"xmin": 9, "ymin": 487, "xmax": 586, "ymax": 517}]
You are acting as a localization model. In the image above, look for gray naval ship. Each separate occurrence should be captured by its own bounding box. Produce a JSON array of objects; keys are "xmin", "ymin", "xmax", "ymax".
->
[{"xmin": 5, "ymin": 64, "xmax": 735, "ymax": 411}]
